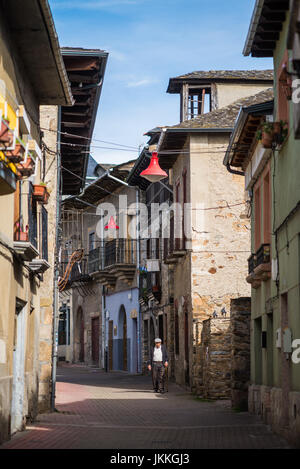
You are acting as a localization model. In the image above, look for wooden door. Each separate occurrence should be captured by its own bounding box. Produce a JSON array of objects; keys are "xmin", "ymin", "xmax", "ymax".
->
[
  {"xmin": 91, "ymin": 317, "xmax": 99, "ymax": 364},
  {"xmin": 108, "ymin": 320, "xmax": 113, "ymax": 370},
  {"xmin": 11, "ymin": 303, "xmax": 27, "ymax": 433},
  {"xmin": 184, "ymin": 311, "xmax": 189, "ymax": 385},
  {"xmin": 123, "ymin": 314, "xmax": 127, "ymax": 371},
  {"xmin": 79, "ymin": 314, "xmax": 84, "ymax": 362}
]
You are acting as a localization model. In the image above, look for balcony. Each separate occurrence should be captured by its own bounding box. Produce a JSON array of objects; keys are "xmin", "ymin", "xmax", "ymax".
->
[
  {"xmin": 246, "ymin": 243, "xmax": 271, "ymax": 288},
  {"xmin": 164, "ymin": 237, "xmax": 187, "ymax": 264},
  {"xmin": 88, "ymin": 239, "xmax": 137, "ymax": 288},
  {"xmin": 59, "ymin": 255, "xmax": 90, "ymax": 288},
  {"xmin": 14, "ymin": 187, "xmax": 50, "ymax": 271}
]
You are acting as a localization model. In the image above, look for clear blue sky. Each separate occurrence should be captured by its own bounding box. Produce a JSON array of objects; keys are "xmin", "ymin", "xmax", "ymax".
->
[{"xmin": 50, "ymin": 0, "xmax": 272, "ymax": 164}]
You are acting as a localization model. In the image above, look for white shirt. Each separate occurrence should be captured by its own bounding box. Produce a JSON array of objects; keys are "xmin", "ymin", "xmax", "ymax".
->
[{"xmin": 153, "ymin": 346, "xmax": 163, "ymax": 362}]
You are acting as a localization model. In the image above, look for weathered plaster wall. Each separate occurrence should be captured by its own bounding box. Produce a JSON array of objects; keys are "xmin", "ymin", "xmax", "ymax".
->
[
  {"xmin": 216, "ymin": 83, "xmax": 272, "ymax": 110},
  {"xmin": 0, "ymin": 15, "xmax": 44, "ymax": 441}
]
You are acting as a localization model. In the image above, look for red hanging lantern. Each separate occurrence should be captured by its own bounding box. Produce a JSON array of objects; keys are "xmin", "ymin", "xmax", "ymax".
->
[
  {"xmin": 140, "ymin": 151, "xmax": 168, "ymax": 183},
  {"xmin": 105, "ymin": 216, "xmax": 119, "ymax": 230}
]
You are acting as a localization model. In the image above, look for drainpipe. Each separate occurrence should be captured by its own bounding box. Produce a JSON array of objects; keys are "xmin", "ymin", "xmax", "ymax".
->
[
  {"xmin": 101, "ymin": 209, "xmax": 106, "ymax": 370},
  {"xmin": 51, "ymin": 106, "xmax": 61, "ymax": 411},
  {"xmin": 136, "ymin": 187, "xmax": 141, "ymax": 373},
  {"xmin": 226, "ymin": 163, "xmax": 244, "ymax": 177}
]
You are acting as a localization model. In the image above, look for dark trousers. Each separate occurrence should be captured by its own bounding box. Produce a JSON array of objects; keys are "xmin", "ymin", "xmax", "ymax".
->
[{"xmin": 152, "ymin": 362, "xmax": 165, "ymax": 391}]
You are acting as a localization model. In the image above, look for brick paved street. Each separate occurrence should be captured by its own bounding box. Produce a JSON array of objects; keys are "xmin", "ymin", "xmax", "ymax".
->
[{"xmin": 0, "ymin": 364, "xmax": 290, "ymax": 449}]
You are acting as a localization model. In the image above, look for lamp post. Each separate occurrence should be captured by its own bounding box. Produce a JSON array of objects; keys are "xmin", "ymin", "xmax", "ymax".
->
[{"xmin": 140, "ymin": 151, "xmax": 168, "ymax": 183}]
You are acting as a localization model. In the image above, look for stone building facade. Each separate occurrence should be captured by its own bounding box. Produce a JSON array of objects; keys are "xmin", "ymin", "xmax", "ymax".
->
[
  {"xmin": 128, "ymin": 75, "xmax": 272, "ymax": 394},
  {"xmin": 59, "ymin": 161, "xmax": 142, "ymax": 374}
]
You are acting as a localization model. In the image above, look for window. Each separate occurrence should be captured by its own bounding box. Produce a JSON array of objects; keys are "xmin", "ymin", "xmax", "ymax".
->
[
  {"xmin": 182, "ymin": 169, "xmax": 187, "ymax": 250},
  {"xmin": 254, "ymin": 185, "xmax": 261, "ymax": 251},
  {"xmin": 187, "ymin": 88, "xmax": 211, "ymax": 119},
  {"xmin": 175, "ymin": 305, "xmax": 179, "ymax": 355},
  {"xmin": 175, "ymin": 180, "xmax": 181, "ymax": 250},
  {"xmin": 89, "ymin": 231, "xmax": 95, "ymax": 252},
  {"xmin": 263, "ymin": 169, "xmax": 271, "ymax": 244}
]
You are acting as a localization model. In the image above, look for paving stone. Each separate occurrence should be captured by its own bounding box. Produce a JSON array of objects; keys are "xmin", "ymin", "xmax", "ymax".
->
[{"xmin": 0, "ymin": 363, "xmax": 290, "ymax": 449}]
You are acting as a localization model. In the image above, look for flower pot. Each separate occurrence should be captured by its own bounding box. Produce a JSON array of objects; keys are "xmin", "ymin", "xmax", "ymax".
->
[
  {"xmin": 15, "ymin": 231, "xmax": 29, "ymax": 242},
  {"xmin": 261, "ymin": 131, "xmax": 274, "ymax": 149},
  {"xmin": 17, "ymin": 157, "xmax": 35, "ymax": 177},
  {"xmin": 33, "ymin": 184, "xmax": 50, "ymax": 204},
  {"xmin": 5, "ymin": 144, "xmax": 26, "ymax": 163}
]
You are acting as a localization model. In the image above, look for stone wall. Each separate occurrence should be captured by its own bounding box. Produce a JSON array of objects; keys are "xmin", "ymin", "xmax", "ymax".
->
[
  {"xmin": 38, "ymin": 106, "xmax": 59, "ymax": 412},
  {"xmin": 231, "ymin": 297, "xmax": 251, "ymax": 410},
  {"xmin": 200, "ymin": 318, "xmax": 232, "ymax": 399},
  {"xmin": 194, "ymin": 297, "xmax": 251, "ymax": 402}
]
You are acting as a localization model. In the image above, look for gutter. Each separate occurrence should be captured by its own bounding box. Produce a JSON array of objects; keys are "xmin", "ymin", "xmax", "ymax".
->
[{"xmin": 39, "ymin": 0, "xmax": 74, "ymax": 106}]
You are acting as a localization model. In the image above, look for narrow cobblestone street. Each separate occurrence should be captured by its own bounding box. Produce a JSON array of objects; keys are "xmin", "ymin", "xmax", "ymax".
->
[{"xmin": 0, "ymin": 364, "xmax": 290, "ymax": 449}]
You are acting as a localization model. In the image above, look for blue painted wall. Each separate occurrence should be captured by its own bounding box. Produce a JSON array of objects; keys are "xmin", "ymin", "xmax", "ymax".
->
[{"xmin": 106, "ymin": 288, "xmax": 139, "ymax": 373}]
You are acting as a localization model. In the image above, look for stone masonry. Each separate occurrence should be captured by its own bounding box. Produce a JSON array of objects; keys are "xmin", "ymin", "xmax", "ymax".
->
[
  {"xmin": 194, "ymin": 297, "xmax": 251, "ymax": 403},
  {"xmin": 200, "ymin": 317, "xmax": 232, "ymax": 399},
  {"xmin": 231, "ymin": 297, "xmax": 251, "ymax": 410}
]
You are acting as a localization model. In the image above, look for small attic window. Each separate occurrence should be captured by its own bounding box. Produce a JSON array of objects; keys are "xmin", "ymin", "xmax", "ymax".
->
[{"xmin": 187, "ymin": 88, "xmax": 211, "ymax": 119}]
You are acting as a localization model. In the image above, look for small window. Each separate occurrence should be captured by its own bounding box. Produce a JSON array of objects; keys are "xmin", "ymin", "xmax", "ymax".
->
[
  {"xmin": 254, "ymin": 185, "xmax": 261, "ymax": 251},
  {"xmin": 89, "ymin": 231, "xmax": 96, "ymax": 251},
  {"xmin": 263, "ymin": 170, "xmax": 271, "ymax": 244}
]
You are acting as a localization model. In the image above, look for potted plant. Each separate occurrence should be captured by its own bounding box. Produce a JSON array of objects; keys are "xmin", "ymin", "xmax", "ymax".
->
[
  {"xmin": 256, "ymin": 122, "xmax": 275, "ymax": 149},
  {"xmin": 33, "ymin": 182, "xmax": 50, "ymax": 204}
]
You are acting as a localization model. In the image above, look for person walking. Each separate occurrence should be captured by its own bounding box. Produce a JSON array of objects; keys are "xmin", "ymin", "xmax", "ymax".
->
[{"xmin": 147, "ymin": 338, "xmax": 168, "ymax": 394}]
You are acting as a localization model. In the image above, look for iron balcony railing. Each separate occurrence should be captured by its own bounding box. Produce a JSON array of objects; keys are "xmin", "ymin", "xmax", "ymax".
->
[
  {"xmin": 88, "ymin": 239, "xmax": 137, "ymax": 274},
  {"xmin": 248, "ymin": 253, "xmax": 256, "ymax": 274},
  {"xmin": 60, "ymin": 255, "xmax": 90, "ymax": 284},
  {"xmin": 256, "ymin": 243, "xmax": 271, "ymax": 267},
  {"xmin": 248, "ymin": 244, "xmax": 271, "ymax": 274}
]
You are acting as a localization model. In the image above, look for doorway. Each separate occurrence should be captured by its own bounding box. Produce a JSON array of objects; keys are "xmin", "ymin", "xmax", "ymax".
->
[
  {"xmin": 132, "ymin": 317, "xmax": 138, "ymax": 373},
  {"xmin": 184, "ymin": 310, "xmax": 190, "ymax": 385},
  {"xmin": 91, "ymin": 317, "xmax": 99, "ymax": 365},
  {"xmin": 76, "ymin": 307, "xmax": 84, "ymax": 363},
  {"xmin": 11, "ymin": 300, "xmax": 27, "ymax": 434},
  {"xmin": 118, "ymin": 305, "xmax": 127, "ymax": 371},
  {"xmin": 108, "ymin": 320, "xmax": 113, "ymax": 370}
]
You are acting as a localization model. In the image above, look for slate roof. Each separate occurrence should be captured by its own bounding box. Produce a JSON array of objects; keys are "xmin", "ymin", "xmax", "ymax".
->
[
  {"xmin": 170, "ymin": 69, "xmax": 274, "ymax": 81},
  {"xmin": 168, "ymin": 88, "xmax": 274, "ymax": 130}
]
